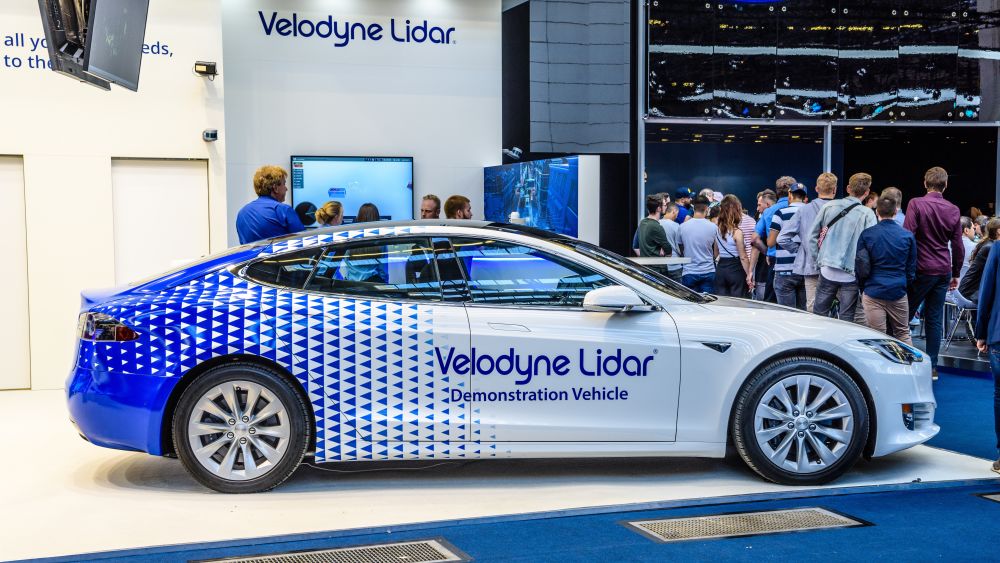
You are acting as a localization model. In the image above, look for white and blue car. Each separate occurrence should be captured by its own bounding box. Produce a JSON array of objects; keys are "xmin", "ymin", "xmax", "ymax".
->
[{"xmin": 68, "ymin": 221, "xmax": 938, "ymax": 493}]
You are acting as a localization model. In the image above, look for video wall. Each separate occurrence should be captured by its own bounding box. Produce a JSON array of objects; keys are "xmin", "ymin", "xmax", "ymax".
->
[
  {"xmin": 483, "ymin": 156, "xmax": 580, "ymax": 237},
  {"xmin": 290, "ymin": 156, "xmax": 413, "ymax": 226},
  {"xmin": 648, "ymin": 0, "xmax": 1000, "ymax": 121}
]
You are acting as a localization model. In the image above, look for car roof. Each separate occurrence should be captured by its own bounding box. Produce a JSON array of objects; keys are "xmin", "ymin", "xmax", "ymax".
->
[{"xmin": 259, "ymin": 220, "xmax": 573, "ymax": 247}]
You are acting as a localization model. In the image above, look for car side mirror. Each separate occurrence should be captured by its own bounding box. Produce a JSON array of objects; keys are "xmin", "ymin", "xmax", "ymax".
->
[{"xmin": 583, "ymin": 286, "xmax": 652, "ymax": 313}]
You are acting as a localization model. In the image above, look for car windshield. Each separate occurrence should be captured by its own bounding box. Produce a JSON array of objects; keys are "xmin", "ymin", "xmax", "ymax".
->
[{"xmin": 553, "ymin": 238, "xmax": 713, "ymax": 304}]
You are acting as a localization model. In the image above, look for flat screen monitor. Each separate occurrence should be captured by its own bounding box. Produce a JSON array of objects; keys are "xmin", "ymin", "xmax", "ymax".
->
[
  {"xmin": 290, "ymin": 156, "xmax": 414, "ymax": 227},
  {"xmin": 483, "ymin": 156, "xmax": 580, "ymax": 237},
  {"xmin": 84, "ymin": 0, "xmax": 150, "ymax": 91}
]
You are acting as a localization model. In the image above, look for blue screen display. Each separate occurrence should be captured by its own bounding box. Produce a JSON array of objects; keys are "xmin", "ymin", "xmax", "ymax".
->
[
  {"xmin": 290, "ymin": 156, "xmax": 413, "ymax": 226},
  {"xmin": 483, "ymin": 156, "xmax": 579, "ymax": 237}
]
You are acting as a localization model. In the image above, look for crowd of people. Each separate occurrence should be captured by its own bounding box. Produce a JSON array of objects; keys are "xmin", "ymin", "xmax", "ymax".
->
[
  {"xmin": 234, "ymin": 164, "xmax": 475, "ymax": 245},
  {"xmin": 634, "ymin": 168, "xmax": 992, "ymax": 374},
  {"xmin": 637, "ymin": 167, "xmax": 1000, "ymax": 474}
]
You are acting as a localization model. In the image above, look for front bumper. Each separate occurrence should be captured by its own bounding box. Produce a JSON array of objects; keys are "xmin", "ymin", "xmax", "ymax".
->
[
  {"xmin": 66, "ymin": 364, "xmax": 180, "ymax": 456},
  {"xmin": 837, "ymin": 341, "xmax": 940, "ymax": 457}
]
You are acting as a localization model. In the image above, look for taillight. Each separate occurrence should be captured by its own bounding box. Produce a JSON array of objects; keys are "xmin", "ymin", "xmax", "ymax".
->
[{"xmin": 77, "ymin": 313, "xmax": 139, "ymax": 341}]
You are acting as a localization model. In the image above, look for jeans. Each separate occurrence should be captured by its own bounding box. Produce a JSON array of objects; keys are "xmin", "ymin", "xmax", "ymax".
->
[
  {"xmin": 907, "ymin": 274, "xmax": 950, "ymax": 368},
  {"xmin": 683, "ymin": 271, "xmax": 716, "ymax": 294},
  {"xmin": 990, "ymin": 346, "xmax": 1000, "ymax": 456},
  {"xmin": 813, "ymin": 274, "xmax": 860, "ymax": 322},
  {"xmin": 763, "ymin": 260, "xmax": 777, "ymax": 303},
  {"xmin": 773, "ymin": 272, "xmax": 806, "ymax": 310}
]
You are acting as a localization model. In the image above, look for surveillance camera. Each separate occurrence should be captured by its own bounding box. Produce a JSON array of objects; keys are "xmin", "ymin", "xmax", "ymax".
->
[
  {"xmin": 202, "ymin": 129, "xmax": 218, "ymax": 142},
  {"xmin": 502, "ymin": 147, "xmax": 523, "ymax": 160}
]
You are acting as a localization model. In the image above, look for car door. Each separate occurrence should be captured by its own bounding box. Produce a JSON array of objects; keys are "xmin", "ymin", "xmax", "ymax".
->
[
  {"xmin": 292, "ymin": 237, "xmax": 471, "ymax": 448},
  {"xmin": 439, "ymin": 236, "xmax": 682, "ymax": 442}
]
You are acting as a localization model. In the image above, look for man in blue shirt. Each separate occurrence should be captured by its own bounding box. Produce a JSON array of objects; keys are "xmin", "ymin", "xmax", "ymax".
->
[
  {"xmin": 855, "ymin": 195, "xmax": 917, "ymax": 344},
  {"xmin": 674, "ymin": 187, "xmax": 693, "ymax": 224},
  {"xmin": 236, "ymin": 165, "xmax": 305, "ymax": 244},
  {"xmin": 754, "ymin": 176, "xmax": 796, "ymax": 302}
]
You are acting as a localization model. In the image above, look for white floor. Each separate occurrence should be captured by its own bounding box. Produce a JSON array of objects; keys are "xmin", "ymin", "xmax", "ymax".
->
[{"xmin": 1, "ymin": 389, "xmax": 996, "ymax": 561}]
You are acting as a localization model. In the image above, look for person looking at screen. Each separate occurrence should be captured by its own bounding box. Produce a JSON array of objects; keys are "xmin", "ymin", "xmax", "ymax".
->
[
  {"xmin": 343, "ymin": 203, "xmax": 384, "ymax": 282},
  {"xmin": 445, "ymin": 195, "xmax": 473, "ymax": 219},
  {"xmin": 421, "ymin": 194, "xmax": 442, "ymax": 219},
  {"xmin": 315, "ymin": 201, "xmax": 344, "ymax": 227},
  {"xmin": 235, "ymin": 165, "xmax": 304, "ymax": 244}
]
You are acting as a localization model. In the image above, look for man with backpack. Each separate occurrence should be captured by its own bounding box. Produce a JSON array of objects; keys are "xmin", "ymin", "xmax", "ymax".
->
[{"xmin": 807, "ymin": 172, "xmax": 877, "ymax": 322}]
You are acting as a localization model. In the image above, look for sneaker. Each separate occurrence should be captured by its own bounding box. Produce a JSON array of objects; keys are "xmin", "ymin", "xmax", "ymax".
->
[
  {"xmin": 993, "ymin": 459, "xmax": 1000, "ymax": 475},
  {"xmin": 932, "ymin": 368, "xmax": 939, "ymax": 381}
]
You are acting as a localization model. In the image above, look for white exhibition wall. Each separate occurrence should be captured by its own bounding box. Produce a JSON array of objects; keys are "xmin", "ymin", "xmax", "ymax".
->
[
  {"xmin": 1, "ymin": 0, "xmax": 503, "ymax": 390},
  {"xmin": 0, "ymin": 1, "xmax": 226, "ymax": 389},
  {"xmin": 111, "ymin": 159, "xmax": 211, "ymax": 286},
  {"xmin": 0, "ymin": 157, "xmax": 31, "ymax": 390},
  {"xmin": 221, "ymin": 0, "xmax": 502, "ymax": 244}
]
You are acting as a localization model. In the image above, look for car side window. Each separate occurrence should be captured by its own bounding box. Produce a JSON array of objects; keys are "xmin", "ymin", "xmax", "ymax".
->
[
  {"xmin": 304, "ymin": 238, "xmax": 442, "ymax": 300},
  {"xmin": 449, "ymin": 237, "xmax": 614, "ymax": 307},
  {"xmin": 243, "ymin": 248, "xmax": 322, "ymax": 289},
  {"xmin": 431, "ymin": 237, "xmax": 472, "ymax": 302}
]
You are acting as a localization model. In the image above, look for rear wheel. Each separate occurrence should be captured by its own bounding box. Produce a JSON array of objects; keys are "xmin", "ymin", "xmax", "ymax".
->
[
  {"xmin": 731, "ymin": 356, "xmax": 869, "ymax": 485},
  {"xmin": 173, "ymin": 362, "xmax": 310, "ymax": 493}
]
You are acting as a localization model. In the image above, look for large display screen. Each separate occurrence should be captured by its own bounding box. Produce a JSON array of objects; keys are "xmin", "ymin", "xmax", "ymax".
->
[
  {"xmin": 648, "ymin": 0, "xmax": 1000, "ymax": 121},
  {"xmin": 483, "ymin": 156, "xmax": 579, "ymax": 237},
  {"xmin": 84, "ymin": 0, "xmax": 150, "ymax": 91},
  {"xmin": 290, "ymin": 156, "xmax": 413, "ymax": 226}
]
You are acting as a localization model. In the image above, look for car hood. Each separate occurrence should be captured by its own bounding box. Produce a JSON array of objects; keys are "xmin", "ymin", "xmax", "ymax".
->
[
  {"xmin": 697, "ymin": 295, "xmax": 890, "ymax": 342},
  {"xmin": 702, "ymin": 295, "xmax": 804, "ymax": 313}
]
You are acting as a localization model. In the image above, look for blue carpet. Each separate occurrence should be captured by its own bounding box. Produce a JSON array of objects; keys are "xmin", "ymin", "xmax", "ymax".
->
[
  {"xmin": 26, "ymin": 483, "xmax": 1000, "ymax": 562},
  {"xmin": 928, "ymin": 370, "xmax": 998, "ymax": 460}
]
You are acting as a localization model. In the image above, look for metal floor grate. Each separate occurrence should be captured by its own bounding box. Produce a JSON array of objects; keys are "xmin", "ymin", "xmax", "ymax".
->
[
  {"xmin": 194, "ymin": 538, "xmax": 470, "ymax": 563},
  {"xmin": 625, "ymin": 507, "xmax": 864, "ymax": 543}
]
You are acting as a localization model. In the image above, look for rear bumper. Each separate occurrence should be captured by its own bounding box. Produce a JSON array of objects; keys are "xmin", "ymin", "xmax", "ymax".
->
[{"xmin": 66, "ymin": 365, "xmax": 180, "ymax": 456}]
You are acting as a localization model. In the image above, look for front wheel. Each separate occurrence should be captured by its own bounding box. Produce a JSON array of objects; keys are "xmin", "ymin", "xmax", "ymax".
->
[
  {"xmin": 731, "ymin": 356, "xmax": 869, "ymax": 485},
  {"xmin": 172, "ymin": 362, "xmax": 311, "ymax": 493}
]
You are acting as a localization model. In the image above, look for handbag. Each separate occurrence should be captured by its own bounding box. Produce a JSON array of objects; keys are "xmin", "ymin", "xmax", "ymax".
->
[{"xmin": 817, "ymin": 203, "xmax": 861, "ymax": 249}]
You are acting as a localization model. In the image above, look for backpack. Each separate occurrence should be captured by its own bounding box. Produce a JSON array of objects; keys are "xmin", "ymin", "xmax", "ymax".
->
[{"xmin": 817, "ymin": 203, "xmax": 861, "ymax": 249}]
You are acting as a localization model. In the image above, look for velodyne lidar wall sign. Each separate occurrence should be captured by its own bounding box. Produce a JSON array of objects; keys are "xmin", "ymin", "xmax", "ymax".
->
[{"xmin": 258, "ymin": 11, "xmax": 456, "ymax": 47}]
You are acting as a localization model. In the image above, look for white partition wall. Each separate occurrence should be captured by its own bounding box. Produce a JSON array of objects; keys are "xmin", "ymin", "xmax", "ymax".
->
[
  {"xmin": 0, "ymin": 157, "xmax": 31, "ymax": 390},
  {"xmin": 577, "ymin": 156, "xmax": 602, "ymax": 245},
  {"xmin": 0, "ymin": 1, "xmax": 226, "ymax": 390},
  {"xmin": 111, "ymin": 159, "xmax": 211, "ymax": 285},
  {"xmin": 221, "ymin": 0, "xmax": 502, "ymax": 245}
]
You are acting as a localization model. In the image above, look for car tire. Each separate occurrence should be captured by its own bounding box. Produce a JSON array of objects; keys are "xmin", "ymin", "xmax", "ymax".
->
[
  {"xmin": 731, "ymin": 356, "xmax": 869, "ymax": 486},
  {"xmin": 172, "ymin": 362, "xmax": 311, "ymax": 493}
]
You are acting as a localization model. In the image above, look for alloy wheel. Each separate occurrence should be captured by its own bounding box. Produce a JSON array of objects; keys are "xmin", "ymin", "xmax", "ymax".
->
[
  {"xmin": 186, "ymin": 380, "xmax": 291, "ymax": 481},
  {"xmin": 753, "ymin": 374, "xmax": 855, "ymax": 474}
]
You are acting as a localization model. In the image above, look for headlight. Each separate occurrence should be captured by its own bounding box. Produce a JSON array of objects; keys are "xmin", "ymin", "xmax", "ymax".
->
[
  {"xmin": 860, "ymin": 339, "xmax": 923, "ymax": 365},
  {"xmin": 77, "ymin": 313, "xmax": 139, "ymax": 342}
]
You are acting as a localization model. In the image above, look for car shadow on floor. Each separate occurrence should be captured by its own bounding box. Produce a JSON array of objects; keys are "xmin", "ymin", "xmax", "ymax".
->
[
  {"xmin": 78, "ymin": 453, "xmax": 765, "ymax": 495},
  {"xmin": 71, "ymin": 448, "xmax": 961, "ymax": 498}
]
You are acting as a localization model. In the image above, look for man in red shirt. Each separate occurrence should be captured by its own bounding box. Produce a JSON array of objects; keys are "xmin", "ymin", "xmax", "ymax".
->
[{"xmin": 903, "ymin": 166, "xmax": 965, "ymax": 378}]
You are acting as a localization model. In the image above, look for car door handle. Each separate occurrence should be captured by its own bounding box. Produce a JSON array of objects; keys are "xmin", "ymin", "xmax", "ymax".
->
[{"xmin": 488, "ymin": 322, "xmax": 531, "ymax": 332}]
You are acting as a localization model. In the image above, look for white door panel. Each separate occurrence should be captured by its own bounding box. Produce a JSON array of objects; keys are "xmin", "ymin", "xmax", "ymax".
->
[
  {"xmin": 464, "ymin": 307, "xmax": 681, "ymax": 441},
  {"xmin": 111, "ymin": 159, "xmax": 210, "ymax": 285},
  {"xmin": 0, "ymin": 156, "xmax": 30, "ymax": 390}
]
